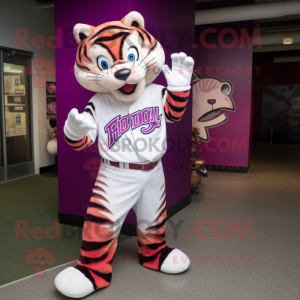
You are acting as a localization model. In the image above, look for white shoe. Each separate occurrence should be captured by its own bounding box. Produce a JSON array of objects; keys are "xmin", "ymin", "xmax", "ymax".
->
[
  {"xmin": 54, "ymin": 267, "xmax": 94, "ymax": 298},
  {"xmin": 160, "ymin": 249, "xmax": 190, "ymax": 274}
]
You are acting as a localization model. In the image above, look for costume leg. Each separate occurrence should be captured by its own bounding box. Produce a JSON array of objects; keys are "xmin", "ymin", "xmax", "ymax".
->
[
  {"xmin": 134, "ymin": 161, "xmax": 190, "ymax": 273},
  {"xmin": 55, "ymin": 164, "xmax": 142, "ymax": 298}
]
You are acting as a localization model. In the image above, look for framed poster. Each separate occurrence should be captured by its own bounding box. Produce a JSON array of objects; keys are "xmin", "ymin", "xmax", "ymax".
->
[
  {"xmin": 46, "ymin": 81, "xmax": 56, "ymax": 95},
  {"xmin": 47, "ymin": 97, "xmax": 57, "ymax": 115},
  {"xmin": 46, "ymin": 81, "xmax": 56, "ymax": 117}
]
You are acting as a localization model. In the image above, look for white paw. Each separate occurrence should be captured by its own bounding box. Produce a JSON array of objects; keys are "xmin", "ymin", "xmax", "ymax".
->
[
  {"xmin": 160, "ymin": 249, "xmax": 190, "ymax": 274},
  {"xmin": 54, "ymin": 267, "xmax": 94, "ymax": 298},
  {"xmin": 64, "ymin": 108, "xmax": 97, "ymax": 141},
  {"xmin": 163, "ymin": 52, "xmax": 194, "ymax": 92}
]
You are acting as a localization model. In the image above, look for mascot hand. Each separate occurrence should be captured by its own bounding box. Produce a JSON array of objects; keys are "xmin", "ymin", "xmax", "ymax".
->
[
  {"xmin": 64, "ymin": 108, "xmax": 96, "ymax": 140},
  {"xmin": 163, "ymin": 52, "xmax": 194, "ymax": 92}
]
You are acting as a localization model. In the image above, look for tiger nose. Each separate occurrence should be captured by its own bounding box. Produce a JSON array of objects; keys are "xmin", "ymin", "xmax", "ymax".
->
[
  {"xmin": 207, "ymin": 99, "xmax": 216, "ymax": 105},
  {"xmin": 114, "ymin": 68, "xmax": 131, "ymax": 80}
]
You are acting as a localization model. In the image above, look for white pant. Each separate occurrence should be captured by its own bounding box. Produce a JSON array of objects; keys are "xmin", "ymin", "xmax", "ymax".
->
[{"xmin": 74, "ymin": 160, "xmax": 173, "ymax": 290}]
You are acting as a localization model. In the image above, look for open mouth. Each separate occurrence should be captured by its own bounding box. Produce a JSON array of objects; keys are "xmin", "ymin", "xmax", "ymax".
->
[
  {"xmin": 118, "ymin": 83, "xmax": 137, "ymax": 95},
  {"xmin": 198, "ymin": 109, "xmax": 221, "ymax": 122}
]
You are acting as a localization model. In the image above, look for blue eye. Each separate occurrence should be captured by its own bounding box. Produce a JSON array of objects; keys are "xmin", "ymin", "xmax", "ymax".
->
[
  {"xmin": 128, "ymin": 53, "xmax": 135, "ymax": 62},
  {"xmin": 101, "ymin": 61, "xmax": 108, "ymax": 69},
  {"xmin": 126, "ymin": 47, "xmax": 139, "ymax": 63},
  {"xmin": 97, "ymin": 55, "xmax": 110, "ymax": 70}
]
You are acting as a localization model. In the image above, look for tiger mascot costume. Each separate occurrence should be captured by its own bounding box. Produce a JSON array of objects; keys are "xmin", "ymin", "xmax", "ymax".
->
[{"xmin": 55, "ymin": 11, "xmax": 194, "ymax": 298}]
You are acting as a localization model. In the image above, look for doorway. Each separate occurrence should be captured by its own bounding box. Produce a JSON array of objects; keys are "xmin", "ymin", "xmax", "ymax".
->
[{"xmin": 0, "ymin": 49, "xmax": 34, "ymax": 182}]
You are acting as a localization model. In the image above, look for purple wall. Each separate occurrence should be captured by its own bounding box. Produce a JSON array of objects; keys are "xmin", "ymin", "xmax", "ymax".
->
[
  {"xmin": 193, "ymin": 21, "xmax": 254, "ymax": 170},
  {"xmin": 55, "ymin": 0, "xmax": 195, "ymax": 223}
]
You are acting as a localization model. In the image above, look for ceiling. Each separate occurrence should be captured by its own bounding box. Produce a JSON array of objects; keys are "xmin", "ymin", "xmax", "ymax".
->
[
  {"xmin": 35, "ymin": 0, "xmax": 300, "ymax": 55},
  {"xmin": 195, "ymin": 0, "xmax": 300, "ymax": 55}
]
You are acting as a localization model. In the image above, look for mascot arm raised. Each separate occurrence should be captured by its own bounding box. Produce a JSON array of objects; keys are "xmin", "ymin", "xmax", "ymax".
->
[
  {"xmin": 163, "ymin": 52, "xmax": 194, "ymax": 122},
  {"xmin": 64, "ymin": 108, "xmax": 97, "ymax": 151}
]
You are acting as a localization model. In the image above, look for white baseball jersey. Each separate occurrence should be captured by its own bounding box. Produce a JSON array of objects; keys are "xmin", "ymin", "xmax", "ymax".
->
[{"xmin": 82, "ymin": 83, "xmax": 169, "ymax": 164}]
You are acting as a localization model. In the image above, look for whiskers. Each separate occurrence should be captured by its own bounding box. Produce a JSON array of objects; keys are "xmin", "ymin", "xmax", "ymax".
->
[
  {"xmin": 86, "ymin": 73, "xmax": 105, "ymax": 81},
  {"xmin": 83, "ymin": 54, "xmax": 156, "ymax": 83},
  {"xmin": 140, "ymin": 56, "xmax": 157, "ymax": 70},
  {"xmin": 138, "ymin": 53, "xmax": 151, "ymax": 66}
]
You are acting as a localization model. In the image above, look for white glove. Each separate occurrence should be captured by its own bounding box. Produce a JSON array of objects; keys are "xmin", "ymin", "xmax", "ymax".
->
[
  {"xmin": 64, "ymin": 108, "xmax": 96, "ymax": 140},
  {"xmin": 163, "ymin": 52, "xmax": 194, "ymax": 92}
]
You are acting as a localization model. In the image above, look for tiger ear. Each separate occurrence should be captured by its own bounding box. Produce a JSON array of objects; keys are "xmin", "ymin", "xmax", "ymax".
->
[
  {"xmin": 121, "ymin": 11, "xmax": 145, "ymax": 29},
  {"xmin": 193, "ymin": 71, "xmax": 202, "ymax": 85},
  {"xmin": 73, "ymin": 23, "xmax": 94, "ymax": 44}
]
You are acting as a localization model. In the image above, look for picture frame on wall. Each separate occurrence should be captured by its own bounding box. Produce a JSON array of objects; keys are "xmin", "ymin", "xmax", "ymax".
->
[
  {"xmin": 46, "ymin": 97, "xmax": 57, "ymax": 116},
  {"xmin": 46, "ymin": 81, "xmax": 56, "ymax": 95},
  {"xmin": 46, "ymin": 81, "xmax": 56, "ymax": 117}
]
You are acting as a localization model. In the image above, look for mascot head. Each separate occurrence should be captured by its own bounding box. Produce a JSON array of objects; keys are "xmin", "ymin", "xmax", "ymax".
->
[
  {"xmin": 192, "ymin": 72, "xmax": 235, "ymax": 141},
  {"xmin": 73, "ymin": 11, "xmax": 165, "ymax": 102}
]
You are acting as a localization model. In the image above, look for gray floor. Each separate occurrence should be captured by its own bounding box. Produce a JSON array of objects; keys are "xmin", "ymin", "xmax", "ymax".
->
[{"xmin": 1, "ymin": 141, "xmax": 300, "ymax": 300}]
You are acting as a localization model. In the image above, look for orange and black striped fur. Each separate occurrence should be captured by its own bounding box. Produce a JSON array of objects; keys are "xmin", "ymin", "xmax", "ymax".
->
[
  {"xmin": 137, "ymin": 181, "xmax": 174, "ymax": 271},
  {"xmin": 63, "ymin": 11, "xmax": 190, "ymax": 292},
  {"xmin": 75, "ymin": 173, "xmax": 116, "ymax": 290},
  {"xmin": 71, "ymin": 173, "xmax": 172, "ymax": 291},
  {"xmin": 72, "ymin": 11, "xmax": 189, "ymax": 117}
]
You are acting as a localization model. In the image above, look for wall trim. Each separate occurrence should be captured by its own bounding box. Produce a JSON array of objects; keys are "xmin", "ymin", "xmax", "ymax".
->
[
  {"xmin": 58, "ymin": 194, "xmax": 191, "ymax": 236},
  {"xmin": 39, "ymin": 164, "xmax": 55, "ymax": 174}
]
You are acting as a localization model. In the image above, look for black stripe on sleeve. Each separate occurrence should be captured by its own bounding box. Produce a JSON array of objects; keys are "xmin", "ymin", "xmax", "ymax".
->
[
  {"xmin": 161, "ymin": 88, "xmax": 167, "ymax": 98},
  {"xmin": 164, "ymin": 108, "xmax": 182, "ymax": 121},
  {"xmin": 86, "ymin": 102, "xmax": 95, "ymax": 111},
  {"xmin": 166, "ymin": 99, "xmax": 186, "ymax": 113},
  {"xmin": 167, "ymin": 91, "xmax": 189, "ymax": 103},
  {"xmin": 64, "ymin": 134, "xmax": 84, "ymax": 145},
  {"xmin": 84, "ymin": 108, "xmax": 95, "ymax": 120}
]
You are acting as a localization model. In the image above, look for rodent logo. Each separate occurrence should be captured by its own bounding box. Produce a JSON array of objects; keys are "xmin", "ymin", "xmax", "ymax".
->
[
  {"xmin": 23, "ymin": 246, "xmax": 55, "ymax": 277},
  {"xmin": 25, "ymin": 56, "xmax": 56, "ymax": 88}
]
